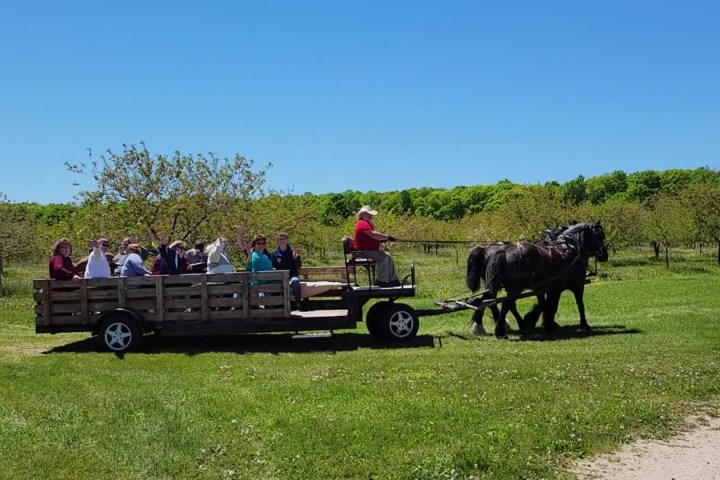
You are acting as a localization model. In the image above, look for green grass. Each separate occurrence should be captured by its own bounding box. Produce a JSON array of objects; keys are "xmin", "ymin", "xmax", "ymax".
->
[{"xmin": 1, "ymin": 251, "xmax": 719, "ymax": 479}]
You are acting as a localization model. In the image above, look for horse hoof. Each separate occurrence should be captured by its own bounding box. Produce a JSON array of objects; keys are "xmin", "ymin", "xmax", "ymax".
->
[
  {"xmin": 495, "ymin": 334, "xmax": 509, "ymax": 340},
  {"xmin": 544, "ymin": 322, "xmax": 560, "ymax": 332},
  {"xmin": 470, "ymin": 322, "xmax": 486, "ymax": 335}
]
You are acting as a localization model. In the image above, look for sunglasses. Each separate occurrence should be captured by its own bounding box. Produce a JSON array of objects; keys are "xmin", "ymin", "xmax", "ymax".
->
[
  {"xmin": 255, "ymin": 242, "xmax": 266, "ymax": 246},
  {"xmin": 100, "ymin": 243, "xmax": 109, "ymax": 247}
]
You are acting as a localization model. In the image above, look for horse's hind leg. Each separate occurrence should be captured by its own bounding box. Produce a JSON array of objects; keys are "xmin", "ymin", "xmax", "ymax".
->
[
  {"xmin": 470, "ymin": 307, "xmax": 487, "ymax": 335},
  {"xmin": 494, "ymin": 302, "xmax": 511, "ymax": 339}
]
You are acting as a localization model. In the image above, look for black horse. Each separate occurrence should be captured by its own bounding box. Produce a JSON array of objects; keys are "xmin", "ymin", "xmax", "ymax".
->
[
  {"xmin": 523, "ymin": 222, "xmax": 609, "ymax": 332},
  {"xmin": 465, "ymin": 225, "xmax": 572, "ymax": 334},
  {"xmin": 467, "ymin": 222, "xmax": 608, "ymax": 338}
]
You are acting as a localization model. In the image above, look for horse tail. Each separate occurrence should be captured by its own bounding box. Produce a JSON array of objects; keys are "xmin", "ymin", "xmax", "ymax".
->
[
  {"xmin": 466, "ymin": 246, "xmax": 487, "ymax": 292},
  {"xmin": 485, "ymin": 249, "xmax": 506, "ymax": 294}
]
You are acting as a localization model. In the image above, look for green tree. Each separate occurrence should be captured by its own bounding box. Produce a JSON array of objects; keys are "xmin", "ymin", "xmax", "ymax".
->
[
  {"xmin": 626, "ymin": 170, "xmax": 662, "ymax": 203},
  {"xmin": 585, "ymin": 170, "xmax": 628, "ymax": 204},
  {"xmin": 679, "ymin": 184, "xmax": 720, "ymax": 264},
  {"xmin": 642, "ymin": 194, "xmax": 696, "ymax": 268},
  {"xmin": 0, "ymin": 196, "xmax": 37, "ymax": 293},
  {"xmin": 67, "ymin": 143, "xmax": 269, "ymax": 244}
]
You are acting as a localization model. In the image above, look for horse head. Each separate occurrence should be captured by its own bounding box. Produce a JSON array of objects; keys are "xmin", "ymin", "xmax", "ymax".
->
[{"xmin": 564, "ymin": 222, "xmax": 608, "ymax": 261}]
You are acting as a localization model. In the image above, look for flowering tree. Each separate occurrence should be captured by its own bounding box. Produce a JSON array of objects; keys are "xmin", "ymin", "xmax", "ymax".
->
[{"xmin": 67, "ymin": 143, "xmax": 270, "ymax": 245}]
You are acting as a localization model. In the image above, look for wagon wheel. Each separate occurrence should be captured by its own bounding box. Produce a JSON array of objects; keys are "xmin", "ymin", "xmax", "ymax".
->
[
  {"xmin": 366, "ymin": 301, "xmax": 391, "ymax": 338},
  {"xmin": 381, "ymin": 303, "xmax": 419, "ymax": 341},
  {"xmin": 98, "ymin": 314, "xmax": 141, "ymax": 353}
]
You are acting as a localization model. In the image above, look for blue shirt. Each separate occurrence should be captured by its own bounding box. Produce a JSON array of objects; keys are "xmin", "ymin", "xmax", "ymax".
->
[{"xmin": 120, "ymin": 253, "xmax": 150, "ymax": 277}]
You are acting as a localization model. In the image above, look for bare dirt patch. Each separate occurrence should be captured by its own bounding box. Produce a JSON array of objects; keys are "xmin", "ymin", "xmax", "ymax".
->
[{"xmin": 570, "ymin": 415, "xmax": 720, "ymax": 479}]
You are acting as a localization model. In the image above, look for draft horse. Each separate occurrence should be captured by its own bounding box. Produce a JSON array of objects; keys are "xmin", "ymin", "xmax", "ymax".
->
[
  {"xmin": 465, "ymin": 225, "xmax": 571, "ymax": 334},
  {"xmin": 466, "ymin": 222, "xmax": 608, "ymax": 338}
]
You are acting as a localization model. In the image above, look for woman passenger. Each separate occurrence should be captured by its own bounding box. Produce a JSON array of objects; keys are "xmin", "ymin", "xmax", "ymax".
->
[
  {"xmin": 120, "ymin": 244, "xmax": 152, "ymax": 277},
  {"xmin": 49, "ymin": 238, "xmax": 81, "ymax": 281}
]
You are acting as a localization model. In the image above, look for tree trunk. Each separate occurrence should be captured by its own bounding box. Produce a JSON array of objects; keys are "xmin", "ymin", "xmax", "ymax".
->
[
  {"xmin": 664, "ymin": 247, "xmax": 670, "ymax": 268},
  {"xmin": 651, "ymin": 241, "xmax": 660, "ymax": 259}
]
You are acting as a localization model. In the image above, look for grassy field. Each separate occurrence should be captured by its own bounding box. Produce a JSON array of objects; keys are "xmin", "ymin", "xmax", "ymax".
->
[{"xmin": 1, "ymin": 249, "xmax": 719, "ymax": 479}]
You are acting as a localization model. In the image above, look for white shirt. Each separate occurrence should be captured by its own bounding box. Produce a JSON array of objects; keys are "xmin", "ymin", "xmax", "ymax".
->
[{"xmin": 85, "ymin": 247, "xmax": 111, "ymax": 279}]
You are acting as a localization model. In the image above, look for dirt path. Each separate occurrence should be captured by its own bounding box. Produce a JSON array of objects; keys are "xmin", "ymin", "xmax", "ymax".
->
[{"xmin": 570, "ymin": 416, "xmax": 720, "ymax": 479}]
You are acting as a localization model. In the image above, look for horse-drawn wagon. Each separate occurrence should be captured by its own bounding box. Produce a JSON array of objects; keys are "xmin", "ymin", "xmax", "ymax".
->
[{"xmin": 33, "ymin": 264, "xmax": 419, "ymax": 353}]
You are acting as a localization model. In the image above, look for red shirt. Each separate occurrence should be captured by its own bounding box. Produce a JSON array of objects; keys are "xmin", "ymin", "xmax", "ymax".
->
[
  {"xmin": 49, "ymin": 255, "xmax": 77, "ymax": 280},
  {"xmin": 354, "ymin": 219, "xmax": 381, "ymax": 250}
]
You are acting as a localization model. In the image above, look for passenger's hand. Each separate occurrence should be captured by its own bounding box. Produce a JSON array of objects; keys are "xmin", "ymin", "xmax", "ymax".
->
[
  {"xmin": 292, "ymin": 248, "xmax": 301, "ymax": 258},
  {"xmin": 86, "ymin": 239, "xmax": 99, "ymax": 249}
]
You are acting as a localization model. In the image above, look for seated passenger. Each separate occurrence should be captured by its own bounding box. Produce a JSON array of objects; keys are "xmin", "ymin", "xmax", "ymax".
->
[
  {"xmin": 206, "ymin": 237, "xmax": 235, "ymax": 274},
  {"xmin": 49, "ymin": 238, "xmax": 81, "ymax": 281},
  {"xmin": 185, "ymin": 241, "xmax": 207, "ymax": 265},
  {"xmin": 83, "ymin": 239, "xmax": 112, "ymax": 279},
  {"xmin": 244, "ymin": 234, "xmax": 273, "ymax": 290},
  {"xmin": 158, "ymin": 236, "xmax": 191, "ymax": 275},
  {"xmin": 151, "ymin": 253, "xmax": 168, "ymax": 275},
  {"xmin": 271, "ymin": 232, "xmax": 302, "ymax": 306},
  {"xmin": 120, "ymin": 244, "xmax": 152, "ymax": 276},
  {"xmin": 112, "ymin": 237, "xmax": 132, "ymax": 276},
  {"xmin": 353, "ymin": 205, "xmax": 399, "ymax": 287}
]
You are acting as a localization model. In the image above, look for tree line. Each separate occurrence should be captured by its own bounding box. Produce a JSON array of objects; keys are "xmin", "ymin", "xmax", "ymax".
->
[{"xmin": 0, "ymin": 144, "xmax": 718, "ymax": 292}]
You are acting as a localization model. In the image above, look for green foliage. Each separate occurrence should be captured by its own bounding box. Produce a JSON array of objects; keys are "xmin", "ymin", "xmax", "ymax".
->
[{"xmin": 67, "ymin": 143, "xmax": 269, "ymax": 244}]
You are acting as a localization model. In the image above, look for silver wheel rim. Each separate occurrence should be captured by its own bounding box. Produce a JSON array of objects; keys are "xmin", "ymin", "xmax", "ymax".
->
[
  {"xmin": 104, "ymin": 322, "xmax": 132, "ymax": 351},
  {"xmin": 388, "ymin": 310, "xmax": 414, "ymax": 338}
]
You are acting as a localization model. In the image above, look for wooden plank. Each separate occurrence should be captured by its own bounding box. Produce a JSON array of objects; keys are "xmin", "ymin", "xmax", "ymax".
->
[
  {"xmin": 200, "ymin": 275, "xmax": 209, "ymax": 322},
  {"xmin": 86, "ymin": 289, "xmax": 121, "ymax": 301},
  {"xmin": 80, "ymin": 281, "xmax": 89, "ymax": 324},
  {"xmin": 155, "ymin": 276, "xmax": 164, "ymax": 324},
  {"xmin": 117, "ymin": 277, "xmax": 126, "ymax": 308},
  {"xmin": 161, "ymin": 286, "xmax": 202, "ymax": 296},
  {"xmin": 206, "ymin": 285, "xmax": 245, "ymax": 295},
  {"xmin": 242, "ymin": 279, "xmax": 249, "ymax": 319},
  {"xmin": 42, "ymin": 280, "xmax": 51, "ymax": 325},
  {"xmin": 44, "ymin": 290, "xmax": 82, "ymax": 301},
  {"xmin": 283, "ymin": 276, "xmax": 291, "ymax": 317},
  {"xmin": 208, "ymin": 297, "xmax": 245, "ymax": 308}
]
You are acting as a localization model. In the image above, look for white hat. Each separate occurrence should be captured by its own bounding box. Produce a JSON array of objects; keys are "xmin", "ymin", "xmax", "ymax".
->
[{"xmin": 356, "ymin": 205, "xmax": 378, "ymax": 218}]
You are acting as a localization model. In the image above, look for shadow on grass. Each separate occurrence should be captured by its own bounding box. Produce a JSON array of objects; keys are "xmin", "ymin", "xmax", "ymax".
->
[
  {"xmin": 446, "ymin": 324, "xmax": 641, "ymax": 342},
  {"xmin": 43, "ymin": 332, "xmax": 437, "ymax": 356}
]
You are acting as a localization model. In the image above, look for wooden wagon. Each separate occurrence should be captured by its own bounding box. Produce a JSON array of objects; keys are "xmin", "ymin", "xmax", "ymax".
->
[{"xmin": 33, "ymin": 265, "xmax": 419, "ymax": 353}]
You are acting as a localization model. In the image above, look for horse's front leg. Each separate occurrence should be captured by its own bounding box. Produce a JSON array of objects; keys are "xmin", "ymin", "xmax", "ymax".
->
[
  {"xmin": 523, "ymin": 294, "xmax": 545, "ymax": 330},
  {"xmin": 507, "ymin": 303, "xmax": 527, "ymax": 333},
  {"xmin": 573, "ymin": 286, "xmax": 590, "ymax": 330},
  {"xmin": 542, "ymin": 291, "xmax": 561, "ymax": 331}
]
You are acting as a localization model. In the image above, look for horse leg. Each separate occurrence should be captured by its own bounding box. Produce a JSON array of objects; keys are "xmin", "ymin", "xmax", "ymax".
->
[
  {"xmin": 573, "ymin": 286, "xmax": 590, "ymax": 330},
  {"xmin": 543, "ymin": 292, "xmax": 561, "ymax": 331},
  {"xmin": 523, "ymin": 294, "xmax": 545, "ymax": 330},
  {"xmin": 470, "ymin": 307, "xmax": 487, "ymax": 335},
  {"xmin": 494, "ymin": 301, "xmax": 510, "ymax": 339},
  {"xmin": 507, "ymin": 302, "xmax": 526, "ymax": 333}
]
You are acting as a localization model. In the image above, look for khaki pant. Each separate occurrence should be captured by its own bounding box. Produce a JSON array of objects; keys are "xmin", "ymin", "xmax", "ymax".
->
[{"xmin": 361, "ymin": 250, "xmax": 398, "ymax": 283}]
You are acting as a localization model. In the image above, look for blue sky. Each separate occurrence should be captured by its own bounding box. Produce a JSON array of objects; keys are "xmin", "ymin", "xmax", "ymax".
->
[{"xmin": 1, "ymin": 0, "xmax": 718, "ymax": 204}]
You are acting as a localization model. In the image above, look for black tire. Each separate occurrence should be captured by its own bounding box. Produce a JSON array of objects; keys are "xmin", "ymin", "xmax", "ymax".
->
[
  {"xmin": 98, "ymin": 314, "xmax": 141, "ymax": 353},
  {"xmin": 381, "ymin": 303, "xmax": 419, "ymax": 341},
  {"xmin": 366, "ymin": 301, "xmax": 391, "ymax": 338}
]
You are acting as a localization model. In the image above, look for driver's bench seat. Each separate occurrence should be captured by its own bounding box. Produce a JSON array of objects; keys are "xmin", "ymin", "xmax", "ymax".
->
[{"xmin": 342, "ymin": 237, "xmax": 376, "ymax": 286}]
